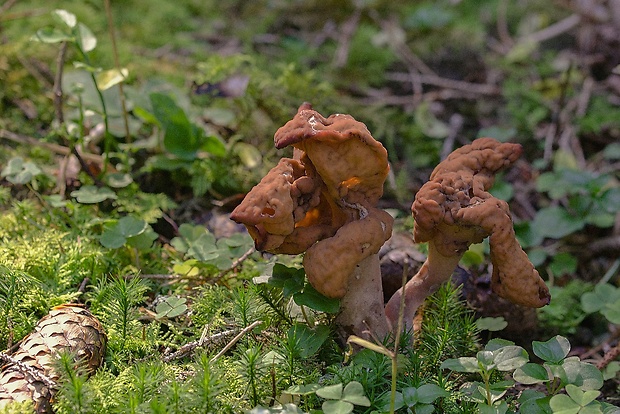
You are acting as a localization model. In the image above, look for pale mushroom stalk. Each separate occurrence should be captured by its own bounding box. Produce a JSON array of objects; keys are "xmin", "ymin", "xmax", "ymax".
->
[
  {"xmin": 335, "ymin": 254, "xmax": 388, "ymax": 341},
  {"xmin": 385, "ymin": 242, "xmax": 463, "ymax": 332}
]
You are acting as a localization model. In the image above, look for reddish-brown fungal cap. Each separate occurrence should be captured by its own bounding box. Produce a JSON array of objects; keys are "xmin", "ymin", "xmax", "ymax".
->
[
  {"xmin": 233, "ymin": 103, "xmax": 393, "ymax": 305},
  {"xmin": 274, "ymin": 103, "xmax": 389, "ymax": 206},
  {"xmin": 386, "ymin": 138, "xmax": 550, "ymax": 330},
  {"xmin": 412, "ymin": 137, "xmax": 550, "ymax": 307}
]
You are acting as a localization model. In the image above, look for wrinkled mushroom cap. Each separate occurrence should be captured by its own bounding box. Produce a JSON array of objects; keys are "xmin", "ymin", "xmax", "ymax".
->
[
  {"xmin": 304, "ymin": 208, "xmax": 393, "ymax": 298},
  {"xmin": 232, "ymin": 103, "xmax": 393, "ymax": 299},
  {"xmin": 412, "ymin": 137, "xmax": 550, "ymax": 308},
  {"xmin": 274, "ymin": 103, "xmax": 389, "ymax": 206},
  {"xmin": 230, "ymin": 158, "xmax": 344, "ymax": 253}
]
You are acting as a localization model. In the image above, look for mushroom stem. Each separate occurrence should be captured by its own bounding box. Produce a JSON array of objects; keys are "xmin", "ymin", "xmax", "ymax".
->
[
  {"xmin": 385, "ymin": 242, "xmax": 463, "ymax": 332},
  {"xmin": 335, "ymin": 253, "xmax": 389, "ymax": 343}
]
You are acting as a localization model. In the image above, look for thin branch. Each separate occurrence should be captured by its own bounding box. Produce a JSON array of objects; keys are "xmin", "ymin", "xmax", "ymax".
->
[
  {"xmin": 210, "ymin": 320, "xmax": 262, "ymax": 364},
  {"xmin": 214, "ymin": 246, "xmax": 256, "ymax": 282},
  {"xmin": 0, "ymin": 129, "xmax": 104, "ymax": 164},
  {"xmin": 521, "ymin": 14, "xmax": 581, "ymax": 45},
  {"xmin": 162, "ymin": 327, "xmax": 236, "ymax": 362},
  {"xmin": 53, "ymin": 42, "xmax": 68, "ymax": 124},
  {"xmin": 385, "ymin": 72, "xmax": 500, "ymax": 96},
  {"xmin": 496, "ymin": 0, "xmax": 514, "ymax": 48}
]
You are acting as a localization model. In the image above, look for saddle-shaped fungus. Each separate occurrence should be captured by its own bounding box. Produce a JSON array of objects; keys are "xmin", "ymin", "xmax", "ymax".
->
[
  {"xmin": 232, "ymin": 103, "xmax": 393, "ymax": 340},
  {"xmin": 385, "ymin": 138, "xmax": 551, "ymax": 330}
]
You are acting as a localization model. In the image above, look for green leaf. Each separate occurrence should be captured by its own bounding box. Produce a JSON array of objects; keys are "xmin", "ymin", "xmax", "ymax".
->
[
  {"xmin": 316, "ymin": 383, "xmax": 343, "ymax": 400},
  {"xmin": 186, "ymin": 233, "xmax": 218, "ymax": 261},
  {"xmin": 415, "ymin": 101, "xmax": 449, "ymax": 138},
  {"xmin": 100, "ymin": 225, "xmax": 125, "ymax": 249},
  {"xmin": 75, "ymin": 22, "xmax": 96, "ymax": 52},
  {"xmin": 415, "ymin": 404, "xmax": 436, "ymax": 414},
  {"xmin": 104, "ymin": 172, "xmax": 134, "ymax": 188},
  {"xmin": 514, "ymin": 363, "xmax": 552, "ymax": 384},
  {"xmin": 33, "ymin": 27, "xmax": 73, "ymax": 44},
  {"xmin": 561, "ymin": 358, "xmax": 604, "ymax": 390},
  {"xmin": 341, "ymin": 382, "xmax": 370, "ymax": 406},
  {"xmin": 485, "ymin": 338, "xmax": 516, "ymax": 351},
  {"xmin": 601, "ymin": 300, "xmax": 620, "ymax": 324},
  {"xmin": 565, "ymin": 384, "xmax": 600, "ymax": 407},
  {"xmin": 477, "ymin": 350, "xmax": 496, "ymax": 371},
  {"xmin": 1, "ymin": 157, "xmax": 42, "ymax": 184},
  {"xmin": 531, "ymin": 207, "xmax": 585, "ymax": 240},
  {"xmin": 478, "ymin": 401, "xmax": 509, "ymax": 414},
  {"xmin": 96, "ymin": 68, "xmax": 128, "ymax": 91},
  {"xmin": 53, "ymin": 9, "xmax": 77, "ymax": 27},
  {"xmin": 518, "ymin": 389, "xmax": 549, "ymax": 414},
  {"xmin": 400, "ymin": 387, "xmax": 418, "ymax": 406},
  {"xmin": 416, "ymin": 384, "xmax": 449, "ymax": 404},
  {"xmin": 321, "ymin": 400, "xmax": 353, "ymax": 414},
  {"xmin": 150, "ymin": 93, "xmax": 202, "ymax": 160},
  {"xmin": 549, "ymin": 253, "xmax": 578, "ymax": 277},
  {"xmin": 285, "ymin": 383, "xmax": 322, "ymax": 396},
  {"xmin": 100, "ymin": 216, "xmax": 151, "ymax": 249},
  {"xmin": 440, "ymin": 357, "xmax": 480, "ymax": 373},
  {"xmin": 549, "ymin": 394, "xmax": 581, "ymax": 414},
  {"xmin": 476, "ymin": 317, "xmax": 508, "ymax": 332},
  {"xmin": 293, "ymin": 283, "xmax": 340, "ymax": 314},
  {"xmin": 603, "ymin": 143, "xmax": 620, "ymax": 160},
  {"xmin": 201, "ymin": 135, "xmax": 227, "ymax": 157},
  {"xmin": 234, "ymin": 142, "xmax": 263, "ymax": 168},
  {"xmin": 533, "ymin": 335, "xmax": 571, "ymax": 363},
  {"xmin": 493, "ymin": 345, "xmax": 529, "ymax": 371},
  {"xmin": 288, "ymin": 324, "xmax": 329, "ymax": 359},
  {"xmin": 155, "ymin": 296, "xmax": 188, "ymax": 318},
  {"xmin": 70, "ymin": 185, "xmax": 117, "ymax": 203},
  {"xmin": 117, "ymin": 216, "xmax": 148, "ymax": 237}
]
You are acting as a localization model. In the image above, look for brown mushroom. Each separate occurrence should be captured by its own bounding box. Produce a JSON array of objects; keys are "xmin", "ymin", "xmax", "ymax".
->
[
  {"xmin": 385, "ymin": 138, "xmax": 550, "ymax": 331},
  {"xmin": 232, "ymin": 103, "xmax": 393, "ymax": 340}
]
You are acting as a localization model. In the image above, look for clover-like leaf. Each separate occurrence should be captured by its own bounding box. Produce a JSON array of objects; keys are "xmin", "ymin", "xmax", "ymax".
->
[
  {"xmin": 533, "ymin": 335, "xmax": 571, "ymax": 364},
  {"xmin": 53, "ymin": 9, "xmax": 77, "ymax": 28},
  {"xmin": 100, "ymin": 216, "xmax": 150, "ymax": 249},
  {"xmin": 321, "ymin": 400, "xmax": 353, "ymax": 414},
  {"xmin": 581, "ymin": 284, "xmax": 620, "ymax": 314},
  {"xmin": 341, "ymin": 381, "xmax": 370, "ymax": 407},
  {"xmin": 96, "ymin": 68, "xmax": 129, "ymax": 91},
  {"xmin": 71, "ymin": 185, "xmax": 117, "ymax": 203},
  {"xmin": 440, "ymin": 357, "xmax": 480, "ymax": 373},
  {"xmin": 76, "ymin": 22, "xmax": 96, "ymax": 52},
  {"xmin": 285, "ymin": 383, "xmax": 322, "ymax": 396},
  {"xmin": 416, "ymin": 384, "xmax": 449, "ymax": 404},
  {"xmin": 1, "ymin": 157, "xmax": 42, "ymax": 185},
  {"xmin": 293, "ymin": 283, "xmax": 340, "ymax": 314},
  {"xmin": 476, "ymin": 317, "xmax": 508, "ymax": 332},
  {"xmin": 561, "ymin": 358, "xmax": 604, "ymax": 390},
  {"xmin": 288, "ymin": 324, "xmax": 330, "ymax": 359},
  {"xmin": 32, "ymin": 27, "xmax": 73, "ymax": 44},
  {"xmin": 155, "ymin": 296, "xmax": 188, "ymax": 318},
  {"xmin": 493, "ymin": 345, "xmax": 529, "ymax": 371},
  {"xmin": 514, "ymin": 362, "xmax": 552, "ymax": 384},
  {"xmin": 316, "ymin": 383, "xmax": 343, "ymax": 400}
]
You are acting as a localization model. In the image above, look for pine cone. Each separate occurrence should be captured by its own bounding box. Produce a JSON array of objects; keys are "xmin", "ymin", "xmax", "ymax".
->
[{"xmin": 0, "ymin": 304, "xmax": 106, "ymax": 413}]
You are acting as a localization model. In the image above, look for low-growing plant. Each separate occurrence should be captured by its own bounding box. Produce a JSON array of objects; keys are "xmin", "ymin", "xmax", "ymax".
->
[{"xmin": 441, "ymin": 335, "xmax": 613, "ymax": 413}]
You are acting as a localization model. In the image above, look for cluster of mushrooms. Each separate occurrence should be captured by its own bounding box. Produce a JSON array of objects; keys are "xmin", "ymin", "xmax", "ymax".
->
[{"xmin": 231, "ymin": 103, "xmax": 551, "ymax": 341}]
